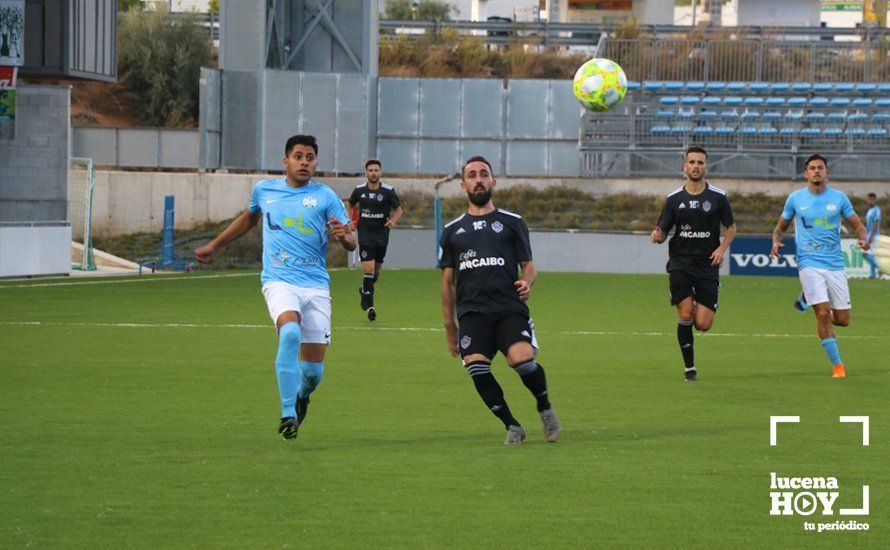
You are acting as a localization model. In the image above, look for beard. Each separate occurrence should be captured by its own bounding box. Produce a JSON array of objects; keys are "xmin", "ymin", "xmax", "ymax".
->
[{"xmin": 467, "ymin": 187, "xmax": 492, "ymax": 207}]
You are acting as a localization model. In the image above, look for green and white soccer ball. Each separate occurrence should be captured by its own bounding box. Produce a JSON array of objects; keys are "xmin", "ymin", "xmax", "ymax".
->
[
  {"xmin": 875, "ymin": 235, "xmax": 890, "ymax": 275},
  {"xmin": 572, "ymin": 58, "xmax": 628, "ymax": 112}
]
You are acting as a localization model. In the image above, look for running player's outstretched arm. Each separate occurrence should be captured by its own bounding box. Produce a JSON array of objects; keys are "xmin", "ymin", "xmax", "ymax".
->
[
  {"xmin": 385, "ymin": 206, "xmax": 403, "ymax": 228},
  {"xmin": 328, "ymin": 216, "xmax": 356, "ymax": 251},
  {"xmin": 771, "ymin": 217, "xmax": 792, "ymax": 257},
  {"xmin": 441, "ymin": 267, "xmax": 459, "ymax": 357},
  {"xmin": 515, "ymin": 261, "xmax": 536, "ymax": 301},
  {"xmin": 651, "ymin": 197, "xmax": 673, "ymax": 244},
  {"xmin": 195, "ymin": 209, "xmax": 261, "ymax": 263},
  {"xmin": 846, "ymin": 213, "xmax": 869, "ymax": 251}
]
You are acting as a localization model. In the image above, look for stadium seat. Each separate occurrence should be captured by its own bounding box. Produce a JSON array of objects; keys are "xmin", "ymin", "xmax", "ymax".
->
[
  {"xmin": 787, "ymin": 111, "xmax": 804, "ymax": 120},
  {"xmin": 875, "ymin": 99, "xmax": 890, "ymax": 108},
  {"xmin": 651, "ymin": 125, "xmax": 671, "ymax": 134},
  {"xmin": 643, "ymin": 81, "xmax": 664, "ymax": 92},
  {"xmin": 806, "ymin": 112, "xmax": 826, "ymax": 121},
  {"xmin": 678, "ymin": 109, "xmax": 695, "ymax": 119},
  {"xmin": 827, "ymin": 112, "xmax": 846, "ymax": 122},
  {"xmin": 848, "ymin": 113, "xmax": 868, "ymax": 122},
  {"xmin": 780, "ymin": 127, "xmax": 796, "ymax": 136},
  {"xmin": 660, "ymin": 96, "xmax": 680, "ymax": 105},
  {"xmin": 726, "ymin": 82, "xmax": 746, "ymax": 93},
  {"xmin": 749, "ymin": 82, "xmax": 769, "ymax": 93},
  {"xmin": 855, "ymin": 83, "xmax": 876, "ymax": 93},
  {"xmin": 835, "ymin": 83, "xmax": 855, "ymax": 93},
  {"xmin": 686, "ymin": 82, "xmax": 705, "ymax": 92},
  {"xmin": 740, "ymin": 111, "xmax": 760, "ymax": 121},
  {"xmin": 758, "ymin": 127, "xmax": 778, "ymax": 135},
  {"xmin": 872, "ymin": 113, "xmax": 890, "ymax": 123},
  {"xmin": 809, "ymin": 97, "xmax": 830, "ymax": 107},
  {"xmin": 656, "ymin": 110, "xmax": 675, "ymax": 120},
  {"xmin": 720, "ymin": 111, "xmax": 739, "ymax": 120},
  {"xmin": 706, "ymin": 82, "xmax": 726, "ymax": 92},
  {"xmin": 823, "ymin": 128, "xmax": 842, "ymax": 136},
  {"xmin": 701, "ymin": 96, "xmax": 722, "ymax": 106},
  {"xmin": 739, "ymin": 126, "xmax": 758, "ymax": 135},
  {"xmin": 877, "ymin": 83, "xmax": 890, "ymax": 94},
  {"xmin": 812, "ymin": 83, "xmax": 833, "ymax": 93},
  {"xmin": 762, "ymin": 111, "xmax": 782, "ymax": 121},
  {"xmin": 852, "ymin": 98, "xmax": 872, "ymax": 108},
  {"xmin": 771, "ymin": 83, "xmax": 791, "ymax": 93},
  {"xmin": 787, "ymin": 97, "xmax": 807, "ymax": 107},
  {"xmin": 693, "ymin": 126, "xmax": 714, "ymax": 135},
  {"xmin": 867, "ymin": 128, "xmax": 888, "ymax": 137},
  {"xmin": 698, "ymin": 111, "xmax": 718, "ymax": 121},
  {"xmin": 845, "ymin": 128, "xmax": 866, "ymax": 136},
  {"xmin": 670, "ymin": 125, "xmax": 691, "ymax": 134},
  {"xmin": 743, "ymin": 97, "xmax": 765, "ymax": 106},
  {"xmin": 765, "ymin": 97, "xmax": 786, "ymax": 107},
  {"xmin": 800, "ymin": 128, "xmax": 821, "ymax": 136},
  {"xmin": 723, "ymin": 96, "xmax": 743, "ymax": 106},
  {"xmin": 627, "ymin": 81, "xmax": 642, "ymax": 91},
  {"xmin": 715, "ymin": 126, "xmax": 735, "ymax": 135},
  {"xmin": 829, "ymin": 98, "xmax": 850, "ymax": 107},
  {"xmin": 664, "ymin": 81, "xmax": 684, "ymax": 92},
  {"xmin": 792, "ymin": 83, "xmax": 812, "ymax": 93},
  {"xmin": 680, "ymin": 96, "xmax": 701, "ymax": 105}
]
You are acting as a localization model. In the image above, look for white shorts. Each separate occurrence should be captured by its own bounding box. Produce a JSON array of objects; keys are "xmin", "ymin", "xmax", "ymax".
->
[
  {"xmin": 799, "ymin": 267, "xmax": 851, "ymax": 310},
  {"xmin": 261, "ymin": 282, "xmax": 332, "ymax": 344}
]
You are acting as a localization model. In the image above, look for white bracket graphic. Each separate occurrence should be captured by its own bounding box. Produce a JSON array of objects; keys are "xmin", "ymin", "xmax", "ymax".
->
[
  {"xmin": 840, "ymin": 486, "xmax": 870, "ymax": 516},
  {"xmin": 770, "ymin": 416, "xmax": 800, "ymax": 446},
  {"xmin": 839, "ymin": 416, "xmax": 870, "ymax": 446}
]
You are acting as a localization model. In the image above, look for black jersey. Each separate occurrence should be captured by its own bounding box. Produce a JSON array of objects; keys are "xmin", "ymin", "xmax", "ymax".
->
[
  {"xmin": 656, "ymin": 183, "xmax": 734, "ymax": 275},
  {"xmin": 438, "ymin": 208, "xmax": 533, "ymax": 319},
  {"xmin": 348, "ymin": 183, "xmax": 401, "ymax": 246}
]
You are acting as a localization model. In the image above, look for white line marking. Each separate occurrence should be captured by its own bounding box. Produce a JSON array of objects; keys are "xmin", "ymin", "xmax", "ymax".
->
[
  {"xmin": 0, "ymin": 321, "xmax": 883, "ymax": 340},
  {"xmin": 770, "ymin": 415, "xmax": 800, "ymax": 446},
  {"xmin": 839, "ymin": 416, "xmax": 870, "ymax": 446},
  {"xmin": 0, "ymin": 273, "xmax": 258, "ymax": 289}
]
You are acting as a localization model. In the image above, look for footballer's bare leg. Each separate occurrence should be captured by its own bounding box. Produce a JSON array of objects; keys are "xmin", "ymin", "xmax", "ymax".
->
[{"xmin": 813, "ymin": 302, "xmax": 846, "ymax": 378}]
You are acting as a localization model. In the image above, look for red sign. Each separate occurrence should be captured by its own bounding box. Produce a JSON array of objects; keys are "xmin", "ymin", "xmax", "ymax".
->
[{"xmin": 0, "ymin": 66, "xmax": 16, "ymax": 89}]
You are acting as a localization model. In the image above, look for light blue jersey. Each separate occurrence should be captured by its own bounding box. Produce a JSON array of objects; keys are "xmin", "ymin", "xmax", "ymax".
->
[
  {"xmin": 866, "ymin": 205, "xmax": 882, "ymax": 243},
  {"xmin": 248, "ymin": 178, "xmax": 350, "ymax": 288},
  {"xmin": 781, "ymin": 187, "xmax": 854, "ymax": 271}
]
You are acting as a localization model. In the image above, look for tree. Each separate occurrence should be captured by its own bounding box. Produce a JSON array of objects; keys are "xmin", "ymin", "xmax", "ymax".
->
[
  {"xmin": 209, "ymin": 0, "xmax": 219, "ymax": 14},
  {"xmin": 118, "ymin": 0, "xmax": 143, "ymax": 12}
]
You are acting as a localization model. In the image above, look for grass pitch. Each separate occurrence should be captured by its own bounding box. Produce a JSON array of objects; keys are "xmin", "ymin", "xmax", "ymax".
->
[{"xmin": 1, "ymin": 270, "xmax": 887, "ymax": 548}]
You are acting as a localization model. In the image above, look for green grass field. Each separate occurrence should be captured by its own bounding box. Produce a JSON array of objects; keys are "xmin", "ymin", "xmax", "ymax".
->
[{"xmin": 1, "ymin": 270, "xmax": 887, "ymax": 548}]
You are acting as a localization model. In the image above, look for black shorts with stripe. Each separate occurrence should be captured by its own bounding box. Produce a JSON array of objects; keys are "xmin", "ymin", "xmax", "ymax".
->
[{"xmin": 457, "ymin": 312, "xmax": 538, "ymax": 360}]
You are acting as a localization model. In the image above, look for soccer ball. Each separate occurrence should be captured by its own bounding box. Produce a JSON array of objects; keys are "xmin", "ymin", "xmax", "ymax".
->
[
  {"xmin": 572, "ymin": 58, "xmax": 628, "ymax": 112},
  {"xmin": 875, "ymin": 235, "xmax": 890, "ymax": 275}
]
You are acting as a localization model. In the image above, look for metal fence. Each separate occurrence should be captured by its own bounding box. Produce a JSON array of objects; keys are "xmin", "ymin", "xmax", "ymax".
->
[
  {"xmin": 73, "ymin": 127, "xmax": 200, "ymax": 169},
  {"xmin": 602, "ymin": 37, "xmax": 890, "ymax": 83}
]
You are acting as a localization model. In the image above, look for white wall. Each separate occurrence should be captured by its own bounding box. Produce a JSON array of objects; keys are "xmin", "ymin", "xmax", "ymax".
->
[
  {"xmin": 736, "ymin": 0, "xmax": 820, "ymax": 27},
  {"xmin": 0, "ymin": 224, "xmax": 71, "ymax": 278}
]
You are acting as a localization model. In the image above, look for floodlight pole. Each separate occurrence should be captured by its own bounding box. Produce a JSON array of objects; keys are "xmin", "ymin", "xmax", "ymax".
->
[{"xmin": 691, "ymin": 0, "xmax": 698, "ymax": 27}]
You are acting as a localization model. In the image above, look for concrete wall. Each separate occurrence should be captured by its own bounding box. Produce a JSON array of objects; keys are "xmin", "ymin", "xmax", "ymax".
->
[
  {"xmin": 0, "ymin": 223, "xmax": 72, "ymax": 278},
  {"xmin": 0, "ymin": 85, "xmax": 70, "ymax": 223},
  {"xmin": 72, "ymin": 127, "xmax": 200, "ymax": 169},
  {"xmin": 89, "ymin": 169, "xmax": 890, "ymax": 237},
  {"xmin": 736, "ymin": 0, "xmax": 820, "ymax": 27}
]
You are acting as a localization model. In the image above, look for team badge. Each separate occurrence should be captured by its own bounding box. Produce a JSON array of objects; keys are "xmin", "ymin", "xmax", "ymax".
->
[
  {"xmin": 361, "ymin": 250, "xmax": 367, "ymax": 259},
  {"xmin": 492, "ymin": 221, "xmax": 504, "ymax": 233},
  {"xmin": 302, "ymin": 196, "xmax": 318, "ymax": 208},
  {"xmin": 377, "ymin": 194, "xmax": 384, "ymax": 202},
  {"xmin": 702, "ymin": 200, "xmax": 711, "ymax": 213},
  {"xmin": 460, "ymin": 335, "xmax": 471, "ymax": 349},
  {"xmin": 827, "ymin": 203, "xmax": 837, "ymax": 212}
]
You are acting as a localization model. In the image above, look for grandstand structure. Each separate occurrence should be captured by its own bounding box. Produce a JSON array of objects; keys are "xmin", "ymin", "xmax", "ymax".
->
[{"xmin": 580, "ymin": 32, "xmax": 890, "ymax": 180}]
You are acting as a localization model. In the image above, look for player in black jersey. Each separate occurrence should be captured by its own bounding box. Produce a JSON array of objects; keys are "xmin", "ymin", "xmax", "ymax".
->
[
  {"xmin": 439, "ymin": 156, "xmax": 560, "ymax": 445},
  {"xmin": 651, "ymin": 146, "xmax": 737, "ymax": 381},
  {"xmin": 348, "ymin": 159, "xmax": 403, "ymax": 321}
]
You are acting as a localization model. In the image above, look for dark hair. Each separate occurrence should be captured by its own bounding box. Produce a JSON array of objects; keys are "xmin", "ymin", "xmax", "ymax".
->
[
  {"xmin": 461, "ymin": 155, "xmax": 494, "ymax": 178},
  {"xmin": 868, "ymin": 192, "xmax": 877, "ymax": 199},
  {"xmin": 285, "ymin": 135, "xmax": 318, "ymax": 156},
  {"xmin": 685, "ymin": 145, "xmax": 708, "ymax": 159},
  {"xmin": 804, "ymin": 154, "xmax": 828, "ymax": 170},
  {"xmin": 365, "ymin": 158, "xmax": 381, "ymax": 169}
]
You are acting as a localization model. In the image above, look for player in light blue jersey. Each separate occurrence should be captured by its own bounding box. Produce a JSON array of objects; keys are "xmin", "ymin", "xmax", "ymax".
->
[
  {"xmin": 862, "ymin": 193, "xmax": 883, "ymax": 279},
  {"xmin": 770, "ymin": 154, "xmax": 869, "ymax": 379},
  {"xmin": 195, "ymin": 135, "xmax": 356, "ymax": 439}
]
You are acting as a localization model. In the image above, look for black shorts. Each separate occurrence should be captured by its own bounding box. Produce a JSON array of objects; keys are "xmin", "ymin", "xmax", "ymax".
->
[
  {"xmin": 457, "ymin": 312, "xmax": 538, "ymax": 360},
  {"xmin": 669, "ymin": 269, "xmax": 720, "ymax": 312},
  {"xmin": 358, "ymin": 244, "xmax": 387, "ymax": 263}
]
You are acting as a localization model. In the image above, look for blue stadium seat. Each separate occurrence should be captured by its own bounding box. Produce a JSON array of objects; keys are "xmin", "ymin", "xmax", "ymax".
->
[
  {"xmin": 835, "ymin": 83, "xmax": 855, "ymax": 93},
  {"xmin": 848, "ymin": 113, "xmax": 868, "ymax": 122},
  {"xmin": 827, "ymin": 112, "xmax": 846, "ymax": 122},
  {"xmin": 651, "ymin": 125, "xmax": 670, "ymax": 134},
  {"xmin": 867, "ymin": 128, "xmax": 888, "ymax": 137},
  {"xmin": 845, "ymin": 128, "xmax": 866, "ymax": 136},
  {"xmin": 787, "ymin": 97, "xmax": 807, "ymax": 107},
  {"xmin": 829, "ymin": 98, "xmax": 850, "ymax": 107},
  {"xmin": 875, "ymin": 99, "xmax": 890, "ymax": 108},
  {"xmin": 762, "ymin": 111, "xmax": 782, "ymax": 121},
  {"xmin": 780, "ymin": 127, "xmax": 796, "ymax": 136},
  {"xmin": 740, "ymin": 111, "xmax": 760, "ymax": 121},
  {"xmin": 660, "ymin": 96, "xmax": 680, "ymax": 105},
  {"xmin": 800, "ymin": 128, "xmax": 821, "ymax": 136},
  {"xmin": 852, "ymin": 98, "xmax": 872, "ymax": 108},
  {"xmin": 715, "ymin": 126, "xmax": 735, "ymax": 135},
  {"xmin": 739, "ymin": 126, "xmax": 758, "ymax": 135},
  {"xmin": 877, "ymin": 83, "xmax": 890, "ymax": 94},
  {"xmin": 720, "ymin": 111, "xmax": 739, "ymax": 120},
  {"xmin": 698, "ymin": 111, "xmax": 718, "ymax": 121},
  {"xmin": 680, "ymin": 96, "xmax": 701, "ymax": 105},
  {"xmin": 809, "ymin": 97, "xmax": 830, "ymax": 107},
  {"xmin": 812, "ymin": 83, "xmax": 833, "ymax": 93},
  {"xmin": 872, "ymin": 113, "xmax": 890, "ymax": 123},
  {"xmin": 701, "ymin": 96, "xmax": 722, "ymax": 106},
  {"xmin": 749, "ymin": 82, "xmax": 769, "ymax": 93},
  {"xmin": 792, "ymin": 83, "xmax": 812, "ymax": 93},
  {"xmin": 670, "ymin": 125, "xmax": 691, "ymax": 134},
  {"xmin": 693, "ymin": 126, "xmax": 714, "ymax": 135},
  {"xmin": 856, "ymin": 83, "xmax": 876, "ymax": 93},
  {"xmin": 678, "ymin": 110, "xmax": 695, "ymax": 119},
  {"xmin": 743, "ymin": 97, "xmax": 765, "ymax": 106},
  {"xmin": 770, "ymin": 83, "xmax": 790, "ymax": 93},
  {"xmin": 823, "ymin": 128, "xmax": 842, "ymax": 137},
  {"xmin": 686, "ymin": 82, "xmax": 705, "ymax": 92},
  {"xmin": 787, "ymin": 111, "xmax": 804, "ymax": 120},
  {"xmin": 706, "ymin": 82, "xmax": 726, "ymax": 93},
  {"xmin": 664, "ymin": 81, "xmax": 684, "ymax": 92},
  {"xmin": 759, "ymin": 127, "xmax": 778, "ymax": 135},
  {"xmin": 726, "ymin": 82, "xmax": 746, "ymax": 93},
  {"xmin": 765, "ymin": 97, "xmax": 786, "ymax": 107},
  {"xmin": 806, "ymin": 112, "xmax": 826, "ymax": 121},
  {"xmin": 656, "ymin": 110, "xmax": 676, "ymax": 120},
  {"xmin": 627, "ymin": 81, "xmax": 642, "ymax": 91},
  {"xmin": 723, "ymin": 96, "xmax": 743, "ymax": 106},
  {"xmin": 643, "ymin": 81, "xmax": 664, "ymax": 92}
]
